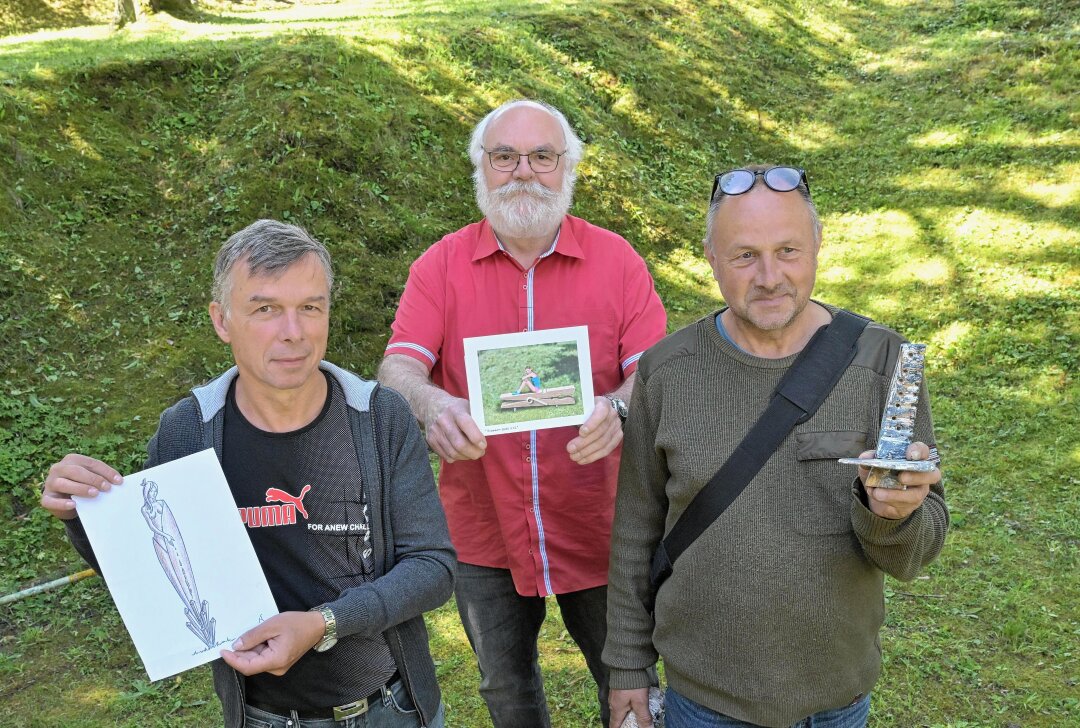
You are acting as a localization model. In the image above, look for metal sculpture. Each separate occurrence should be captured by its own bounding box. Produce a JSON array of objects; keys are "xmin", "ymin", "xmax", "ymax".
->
[{"xmin": 839, "ymin": 343, "xmax": 937, "ymax": 489}]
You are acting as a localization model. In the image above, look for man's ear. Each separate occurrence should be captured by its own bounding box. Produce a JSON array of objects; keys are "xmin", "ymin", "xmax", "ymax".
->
[
  {"xmin": 209, "ymin": 301, "xmax": 231, "ymax": 344},
  {"xmin": 703, "ymin": 237, "xmax": 721, "ymax": 280}
]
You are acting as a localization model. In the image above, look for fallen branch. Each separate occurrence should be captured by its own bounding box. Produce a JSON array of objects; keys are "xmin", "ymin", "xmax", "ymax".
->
[{"xmin": 0, "ymin": 569, "xmax": 97, "ymax": 605}]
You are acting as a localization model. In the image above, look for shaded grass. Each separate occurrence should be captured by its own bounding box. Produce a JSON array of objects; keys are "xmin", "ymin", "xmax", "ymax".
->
[
  {"xmin": 1, "ymin": 0, "xmax": 1077, "ymax": 725},
  {"xmin": 0, "ymin": 0, "xmax": 112, "ymax": 37}
]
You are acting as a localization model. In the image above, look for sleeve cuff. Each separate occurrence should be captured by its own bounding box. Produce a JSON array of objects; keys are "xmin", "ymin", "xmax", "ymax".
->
[
  {"xmin": 621, "ymin": 351, "xmax": 645, "ymax": 374},
  {"xmin": 608, "ymin": 667, "xmax": 655, "ymax": 691},
  {"xmin": 850, "ymin": 477, "xmax": 924, "ymax": 545},
  {"xmin": 384, "ymin": 342, "xmax": 437, "ymax": 369},
  {"xmin": 329, "ymin": 588, "xmax": 380, "ymax": 639}
]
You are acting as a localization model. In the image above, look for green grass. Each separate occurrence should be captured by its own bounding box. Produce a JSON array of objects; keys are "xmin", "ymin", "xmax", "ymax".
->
[
  {"xmin": 0, "ymin": 0, "xmax": 112, "ymax": 37},
  {"xmin": 479, "ymin": 342, "xmax": 585, "ymax": 426},
  {"xmin": 1, "ymin": 0, "xmax": 1077, "ymax": 725}
]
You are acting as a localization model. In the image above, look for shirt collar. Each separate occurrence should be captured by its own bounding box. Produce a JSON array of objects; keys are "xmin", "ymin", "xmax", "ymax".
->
[{"xmin": 471, "ymin": 216, "xmax": 586, "ymax": 262}]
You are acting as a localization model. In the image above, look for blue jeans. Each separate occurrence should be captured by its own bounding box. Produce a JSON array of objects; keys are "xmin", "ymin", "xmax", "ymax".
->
[
  {"xmin": 454, "ymin": 562, "xmax": 611, "ymax": 728},
  {"xmin": 241, "ymin": 679, "xmax": 444, "ymax": 728},
  {"xmin": 666, "ymin": 687, "xmax": 870, "ymax": 728}
]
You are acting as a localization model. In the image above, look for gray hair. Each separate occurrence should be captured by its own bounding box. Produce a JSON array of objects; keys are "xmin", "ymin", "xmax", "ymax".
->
[
  {"xmin": 703, "ymin": 164, "xmax": 822, "ymax": 249},
  {"xmin": 469, "ymin": 99, "xmax": 585, "ymax": 172},
  {"xmin": 212, "ymin": 219, "xmax": 334, "ymax": 311}
]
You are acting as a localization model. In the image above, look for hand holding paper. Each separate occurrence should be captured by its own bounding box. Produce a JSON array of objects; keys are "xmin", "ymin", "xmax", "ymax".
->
[
  {"xmin": 41, "ymin": 453, "xmax": 123, "ymax": 520},
  {"xmin": 567, "ymin": 396, "xmax": 623, "ymax": 465},
  {"xmin": 425, "ymin": 396, "xmax": 487, "ymax": 463},
  {"xmin": 221, "ymin": 610, "xmax": 326, "ymax": 676}
]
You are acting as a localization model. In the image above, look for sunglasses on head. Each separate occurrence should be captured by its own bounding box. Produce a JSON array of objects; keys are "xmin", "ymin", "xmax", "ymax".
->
[{"xmin": 710, "ymin": 166, "xmax": 809, "ymax": 202}]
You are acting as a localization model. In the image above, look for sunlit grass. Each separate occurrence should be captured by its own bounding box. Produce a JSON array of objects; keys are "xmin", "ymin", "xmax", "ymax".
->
[
  {"xmin": 910, "ymin": 128, "xmax": 969, "ymax": 148},
  {"xmin": 1001, "ymin": 173, "xmax": 1080, "ymax": 209},
  {"xmin": 824, "ymin": 210, "xmax": 924, "ymax": 262},
  {"xmin": 2, "ymin": 0, "xmax": 1077, "ymax": 725},
  {"xmin": 0, "ymin": 23, "xmax": 113, "ymax": 47},
  {"xmin": 2, "ymin": 1, "xmax": 583, "ymax": 77},
  {"xmin": 780, "ymin": 120, "xmax": 842, "ymax": 152},
  {"xmin": 940, "ymin": 208, "xmax": 1079, "ymax": 256}
]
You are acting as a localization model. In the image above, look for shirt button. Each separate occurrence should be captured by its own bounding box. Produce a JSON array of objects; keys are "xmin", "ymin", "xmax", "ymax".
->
[
  {"xmin": 522, "ymin": 328, "xmax": 527, "ymax": 332},
  {"xmin": 525, "ymin": 443, "xmax": 531, "ymax": 450},
  {"xmin": 526, "ymin": 456, "xmax": 531, "ymax": 462},
  {"xmin": 522, "ymin": 284, "xmax": 527, "ymax": 290}
]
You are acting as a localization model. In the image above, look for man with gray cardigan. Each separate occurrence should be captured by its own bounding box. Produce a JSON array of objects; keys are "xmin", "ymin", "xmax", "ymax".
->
[
  {"xmin": 41, "ymin": 220, "xmax": 455, "ymax": 728},
  {"xmin": 604, "ymin": 166, "xmax": 947, "ymax": 728}
]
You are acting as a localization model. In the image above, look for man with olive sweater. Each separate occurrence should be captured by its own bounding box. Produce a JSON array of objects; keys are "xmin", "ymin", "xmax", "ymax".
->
[{"xmin": 603, "ymin": 165, "xmax": 948, "ymax": 728}]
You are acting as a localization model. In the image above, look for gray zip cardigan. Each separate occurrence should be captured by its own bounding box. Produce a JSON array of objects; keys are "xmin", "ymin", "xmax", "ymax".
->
[{"xmin": 65, "ymin": 362, "xmax": 456, "ymax": 727}]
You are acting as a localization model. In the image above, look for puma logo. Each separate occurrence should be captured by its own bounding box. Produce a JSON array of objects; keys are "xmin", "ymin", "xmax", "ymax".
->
[{"xmin": 265, "ymin": 485, "xmax": 312, "ymax": 520}]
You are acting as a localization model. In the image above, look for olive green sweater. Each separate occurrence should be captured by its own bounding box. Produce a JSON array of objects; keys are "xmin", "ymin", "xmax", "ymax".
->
[{"xmin": 603, "ymin": 308, "xmax": 948, "ymax": 727}]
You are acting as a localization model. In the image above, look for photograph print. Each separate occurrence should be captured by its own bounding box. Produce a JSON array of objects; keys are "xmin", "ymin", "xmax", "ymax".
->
[{"xmin": 463, "ymin": 326, "xmax": 595, "ymax": 436}]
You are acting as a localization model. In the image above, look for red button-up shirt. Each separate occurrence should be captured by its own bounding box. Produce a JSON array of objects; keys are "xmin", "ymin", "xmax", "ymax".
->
[{"xmin": 386, "ymin": 215, "xmax": 666, "ymax": 596}]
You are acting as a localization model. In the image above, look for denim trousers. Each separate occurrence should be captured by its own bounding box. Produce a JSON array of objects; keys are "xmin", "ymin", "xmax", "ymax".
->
[
  {"xmin": 454, "ymin": 562, "xmax": 610, "ymax": 728},
  {"xmin": 241, "ymin": 679, "xmax": 445, "ymax": 728},
  {"xmin": 666, "ymin": 687, "xmax": 871, "ymax": 728}
]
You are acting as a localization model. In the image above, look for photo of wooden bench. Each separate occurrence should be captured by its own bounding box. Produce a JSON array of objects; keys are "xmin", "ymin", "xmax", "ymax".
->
[{"xmin": 498, "ymin": 385, "xmax": 577, "ymax": 410}]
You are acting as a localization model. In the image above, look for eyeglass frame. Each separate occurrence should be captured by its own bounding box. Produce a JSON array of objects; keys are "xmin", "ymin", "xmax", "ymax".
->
[
  {"xmin": 709, "ymin": 166, "xmax": 810, "ymax": 203},
  {"xmin": 483, "ymin": 148, "xmax": 567, "ymax": 173}
]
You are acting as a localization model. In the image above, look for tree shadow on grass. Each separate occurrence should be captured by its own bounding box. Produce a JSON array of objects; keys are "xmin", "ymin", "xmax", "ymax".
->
[
  {"xmin": 0, "ymin": 3, "xmax": 1077, "ymax": 726},
  {"xmin": 2, "ymin": 0, "xmax": 1075, "ymax": 401},
  {"xmin": 0, "ymin": 0, "xmax": 111, "ymax": 37}
]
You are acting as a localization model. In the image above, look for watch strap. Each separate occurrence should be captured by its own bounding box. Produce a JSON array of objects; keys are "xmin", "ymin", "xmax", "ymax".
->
[{"xmin": 310, "ymin": 604, "xmax": 337, "ymax": 652}]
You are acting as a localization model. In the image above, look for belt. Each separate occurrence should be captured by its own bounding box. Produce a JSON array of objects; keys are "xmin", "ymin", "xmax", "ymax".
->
[{"xmin": 247, "ymin": 672, "xmax": 400, "ymax": 721}]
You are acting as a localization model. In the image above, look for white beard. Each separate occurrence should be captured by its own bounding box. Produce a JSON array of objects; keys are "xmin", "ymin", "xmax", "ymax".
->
[{"xmin": 474, "ymin": 171, "xmax": 576, "ymax": 240}]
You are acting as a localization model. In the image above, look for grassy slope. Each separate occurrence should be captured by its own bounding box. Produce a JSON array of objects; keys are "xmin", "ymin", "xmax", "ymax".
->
[
  {"xmin": 0, "ymin": 0, "xmax": 113, "ymax": 37},
  {"xmin": 1, "ymin": 0, "xmax": 1077, "ymax": 725}
]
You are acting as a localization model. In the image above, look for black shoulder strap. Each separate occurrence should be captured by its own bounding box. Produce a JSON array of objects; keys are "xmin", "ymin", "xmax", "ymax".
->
[{"xmin": 650, "ymin": 310, "xmax": 869, "ymax": 588}]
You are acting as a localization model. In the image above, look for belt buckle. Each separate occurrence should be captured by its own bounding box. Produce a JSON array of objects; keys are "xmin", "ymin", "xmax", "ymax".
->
[{"xmin": 332, "ymin": 698, "xmax": 370, "ymax": 721}]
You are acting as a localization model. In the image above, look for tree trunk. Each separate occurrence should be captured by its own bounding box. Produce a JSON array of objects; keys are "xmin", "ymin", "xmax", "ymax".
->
[
  {"xmin": 114, "ymin": 0, "xmax": 196, "ymax": 27},
  {"xmin": 114, "ymin": 0, "xmax": 138, "ymax": 28}
]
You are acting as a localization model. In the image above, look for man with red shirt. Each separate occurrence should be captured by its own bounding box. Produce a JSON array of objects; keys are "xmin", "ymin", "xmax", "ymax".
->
[{"xmin": 378, "ymin": 99, "xmax": 666, "ymax": 727}]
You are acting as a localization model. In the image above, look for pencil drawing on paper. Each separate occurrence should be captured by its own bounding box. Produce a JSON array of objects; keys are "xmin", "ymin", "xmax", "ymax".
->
[{"xmin": 140, "ymin": 478, "xmax": 217, "ymax": 649}]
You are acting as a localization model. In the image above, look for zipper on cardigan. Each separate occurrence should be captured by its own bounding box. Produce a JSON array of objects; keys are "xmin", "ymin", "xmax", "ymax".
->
[{"xmin": 368, "ymin": 392, "xmax": 429, "ymax": 727}]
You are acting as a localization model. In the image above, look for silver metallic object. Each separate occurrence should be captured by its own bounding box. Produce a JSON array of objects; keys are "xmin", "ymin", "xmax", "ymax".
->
[{"xmin": 839, "ymin": 343, "xmax": 936, "ymax": 489}]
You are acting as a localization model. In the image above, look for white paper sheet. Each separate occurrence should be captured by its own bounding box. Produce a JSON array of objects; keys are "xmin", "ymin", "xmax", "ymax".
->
[{"xmin": 74, "ymin": 448, "xmax": 279, "ymax": 681}]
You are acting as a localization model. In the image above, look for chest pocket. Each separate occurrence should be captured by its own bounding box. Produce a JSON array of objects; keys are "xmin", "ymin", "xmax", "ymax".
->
[{"xmin": 791, "ymin": 430, "xmax": 867, "ymax": 535}]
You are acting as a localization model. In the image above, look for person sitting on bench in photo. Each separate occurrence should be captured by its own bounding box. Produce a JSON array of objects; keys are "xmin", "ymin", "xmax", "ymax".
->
[{"xmin": 514, "ymin": 367, "xmax": 543, "ymax": 395}]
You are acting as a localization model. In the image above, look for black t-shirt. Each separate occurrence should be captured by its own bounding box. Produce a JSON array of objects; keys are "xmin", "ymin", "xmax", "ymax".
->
[{"xmin": 222, "ymin": 372, "xmax": 396, "ymax": 709}]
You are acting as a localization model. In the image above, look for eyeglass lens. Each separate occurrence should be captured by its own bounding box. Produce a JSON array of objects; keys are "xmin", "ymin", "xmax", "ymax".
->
[
  {"xmin": 489, "ymin": 151, "xmax": 560, "ymax": 172},
  {"xmin": 717, "ymin": 167, "xmax": 804, "ymax": 196},
  {"xmin": 763, "ymin": 167, "xmax": 803, "ymax": 191}
]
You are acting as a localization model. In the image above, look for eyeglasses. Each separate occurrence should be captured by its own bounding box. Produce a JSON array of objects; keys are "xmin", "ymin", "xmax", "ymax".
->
[
  {"xmin": 710, "ymin": 167, "xmax": 809, "ymax": 202},
  {"xmin": 484, "ymin": 148, "xmax": 565, "ymax": 173}
]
